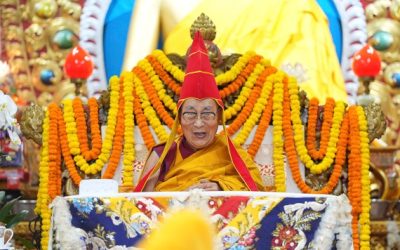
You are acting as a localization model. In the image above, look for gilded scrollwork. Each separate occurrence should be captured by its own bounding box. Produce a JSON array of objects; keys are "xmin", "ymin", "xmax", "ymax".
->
[{"xmin": 0, "ymin": 0, "xmax": 82, "ymax": 106}]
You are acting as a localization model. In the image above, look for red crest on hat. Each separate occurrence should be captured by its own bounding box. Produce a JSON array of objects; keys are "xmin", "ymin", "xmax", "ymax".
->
[{"xmin": 178, "ymin": 31, "xmax": 223, "ymax": 109}]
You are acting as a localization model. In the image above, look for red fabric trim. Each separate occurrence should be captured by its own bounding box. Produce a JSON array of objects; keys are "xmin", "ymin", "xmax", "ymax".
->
[
  {"xmin": 227, "ymin": 138, "xmax": 259, "ymax": 191},
  {"xmin": 134, "ymin": 166, "xmax": 154, "ymax": 192}
]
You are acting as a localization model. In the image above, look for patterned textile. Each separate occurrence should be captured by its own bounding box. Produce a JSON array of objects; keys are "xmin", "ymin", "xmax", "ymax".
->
[{"xmin": 51, "ymin": 192, "xmax": 352, "ymax": 249}]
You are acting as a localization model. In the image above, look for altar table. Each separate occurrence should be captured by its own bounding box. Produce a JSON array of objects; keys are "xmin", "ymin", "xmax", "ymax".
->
[{"xmin": 50, "ymin": 191, "xmax": 353, "ymax": 249}]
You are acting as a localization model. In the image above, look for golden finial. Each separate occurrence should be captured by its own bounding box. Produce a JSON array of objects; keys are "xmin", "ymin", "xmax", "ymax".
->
[{"xmin": 190, "ymin": 13, "xmax": 216, "ymax": 41}]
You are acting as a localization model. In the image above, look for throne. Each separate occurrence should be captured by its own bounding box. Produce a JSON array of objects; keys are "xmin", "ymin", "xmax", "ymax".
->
[{"xmin": 19, "ymin": 2, "xmax": 392, "ymax": 250}]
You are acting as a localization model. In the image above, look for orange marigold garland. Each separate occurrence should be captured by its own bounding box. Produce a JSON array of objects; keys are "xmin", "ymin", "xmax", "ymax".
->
[
  {"xmin": 306, "ymin": 97, "xmax": 335, "ymax": 160},
  {"xmin": 134, "ymin": 90, "xmax": 156, "ymax": 149},
  {"xmin": 57, "ymin": 105, "xmax": 82, "ymax": 186},
  {"xmin": 72, "ymin": 98, "xmax": 102, "ymax": 161},
  {"xmin": 247, "ymin": 89, "xmax": 274, "ymax": 158},
  {"xmin": 47, "ymin": 104, "xmax": 62, "ymax": 200},
  {"xmin": 347, "ymin": 106, "xmax": 362, "ymax": 250}
]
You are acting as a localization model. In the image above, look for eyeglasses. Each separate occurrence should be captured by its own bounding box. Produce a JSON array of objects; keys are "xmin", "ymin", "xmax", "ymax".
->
[{"xmin": 182, "ymin": 111, "xmax": 217, "ymax": 122}]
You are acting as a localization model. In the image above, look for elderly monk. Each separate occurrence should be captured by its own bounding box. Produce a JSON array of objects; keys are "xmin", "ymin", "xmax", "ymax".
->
[{"xmin": 134, "ymin": 31, "xmax": 264, "ymax": 192}]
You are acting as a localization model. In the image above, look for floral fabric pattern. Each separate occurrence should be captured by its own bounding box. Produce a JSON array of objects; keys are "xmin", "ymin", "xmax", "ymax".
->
[{"xmin": 54, "ymin": 194, "xmax": 350, "ymax": 249}]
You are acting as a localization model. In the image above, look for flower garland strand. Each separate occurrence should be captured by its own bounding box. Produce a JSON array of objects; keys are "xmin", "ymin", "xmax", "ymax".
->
[
  {"xmin": 57, "ymin": 105, "xmax": 82, "ymax": 185},
  {"xmin": 72, "ymin": 98, "xmax": 102, "ymax": 161},
  {"xmin": 139, "ymin": 58, "xmax": 178, "ymax": 115},
  {"xmin": 47, "ymin": 103, "xmax": 61, "ymax": 200},
  {"xmin": 133, "ymin": 72, "xmax": 169, "ymax": 142},
  {"xmin": 247, "ymin": 89, "xmax": 274, "ymax": 158},
  {"xmin": 35, "ymin": 109, "xmax": 51, "ymax": 249},
  {"xmin": 134, "ymin": 66, "xmax": 175, "ymax": 127},
  {"xmin": 287, "ymin": 77, "xmax": 345, "ymax": 174},
  {"xmin": 219, "ymin": 55, "xmax": 262, "ymax": 99},
  {"xmin": 347, "ymin": 106, "xmax": 362, "ymax": 250},
  {"xmin": 306, "ymin": 97, "xmax": 335, "ymax": 160},
  {"xmin": 233, "ymin": 68, "xmax": 274, "ymax": 145},
  {"xmin": 151, "ymin": 49, "xmax": 186, "ymax": 83},
  {"xmin": 227, "ymin": 66, "xmax": 276, "ymax": 136},
  {"xmin": 357, "ymin": 106, "xmax": 371, "ymax": 250},
  {"xmin": 282, "ymin": 79, "xmax": 348, "ymax": 194},
  {"xmin": 133, "ymin": 89, "xmax": 156, "ymax": 149},
  {"xmin": 63, "ymin": 76, "xmax": 120, "ymax": 175},
  {"xmin": 271, "ymin": 72, "xmax": 286, "ymax": 192},
  {"xmin": 122, "ymin": 72, "xmax": 135, "ymax": 186},
  {"xmin": 224, "ymin": 60, "xmax": 266, "ymax": 120},
  {"xmin": 102, "ymin": 78, "xmax": 125, "ymax": 179},
  {"xmin": 147, "ymin": 54, "xmax": 181, "ymax": 95}
]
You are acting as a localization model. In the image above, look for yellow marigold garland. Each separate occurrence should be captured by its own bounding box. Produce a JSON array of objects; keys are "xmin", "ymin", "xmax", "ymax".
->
[
  {"xmin": 122, "ymin": 72, "xmax": 135, "ymax": 185},
  {"xmin": 287, "ymin": 77, "xmax": 345, "ymax": 174},
  {"xmin": 271, "ymin": 72, "xmax": 286, "ymax": 192},
  {"xmin": 36, "ymin": 109, "xmax": 51, "ymax": 249},
  {"xmin": 357, "ymin": 106, "xmax": 371, "ymax": 250}
]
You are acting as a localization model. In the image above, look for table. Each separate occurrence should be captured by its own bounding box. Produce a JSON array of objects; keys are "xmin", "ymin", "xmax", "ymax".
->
[{"xmin": 50, "ymin": 191, "xmax": 353, "ymax": 249}]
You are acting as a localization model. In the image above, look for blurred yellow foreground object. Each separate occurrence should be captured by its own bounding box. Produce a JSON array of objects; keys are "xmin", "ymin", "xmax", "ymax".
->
[{"xmin": 139, "ymin": 209, "xmax": 215, "ymax": 250}]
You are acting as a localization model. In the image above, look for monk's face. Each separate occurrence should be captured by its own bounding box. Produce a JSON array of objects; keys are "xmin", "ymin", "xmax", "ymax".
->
[{"xmin": 180, "ymin": 98, "xmax": 219, "ymax": 150}]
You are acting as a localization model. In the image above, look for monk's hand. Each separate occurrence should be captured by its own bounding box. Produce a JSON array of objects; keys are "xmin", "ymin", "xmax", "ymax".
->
[{"xmin": 188, "ymin": 179, "xmax": 221, "ymax": 191}]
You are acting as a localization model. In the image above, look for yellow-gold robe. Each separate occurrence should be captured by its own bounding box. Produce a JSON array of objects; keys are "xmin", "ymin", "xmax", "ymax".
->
[{"xmin": 154, "ymin": 134, "xmax": 264, "ymax": 191}]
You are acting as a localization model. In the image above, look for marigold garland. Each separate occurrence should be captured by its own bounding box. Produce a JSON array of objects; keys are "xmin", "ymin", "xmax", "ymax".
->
[
  {"xmin": 47, "ymin": 104, "xmax": 62, "ymax": 200},
  {"xmin": 57, "ymin": 105, "xmax": 82, "ymax": 186},
  {"xmin": 227, "ymin": 66, "xmax": 276, "ymax": 136},
  {"xmin": 233, "ymin": 68, "xmax": 274, "ymax": 145},
  {"xmin": 139, "ymin": 57, "xmax": 178, "ymax": 115},
  {"xmin": 357, "ymin": 106, "xmax": 371, "ymax": 250},
  {"xmin": 147, "ymin": 54, "xmax": 181, "ymax": 95},
  {"xmin": 271, "ymin": 72, "xmax": 286, "ymax": 192},
  {"xmin": 219, "ymin": 55, "xmax": 261, "ymax": 99},
  {"xmin": 152, "ymin": 49, "xmax": 257, "ymax": 86},
  {"xmin": 287, "ymin": 77, "xmax": 345, "ymax": 174},
  {"xmin": 347, "ymin": 106, "xmax": 362, "ymax": 250},
  {"xmin": 72, "ymin": 97, "xmax": 102, "ymax": 161},
  {"xmin": 282, "ymin": 79, "xmax": 348, "ymax": 194},
  {"xmin": 63, "ymin": 76, "xmax": 121, "ymax": 175},
  {"xmin": 102, "ymin": 79, "xmax": 125, "ymax": 179},
  {"xmin": 121, "ymin": 72, "xmax": 135, "ymax": 185},
  {"xmin": 306, "ymin": 97, "xmax": 335, "ymax": 160},
  {"xmin": 133, "ymin": 72, "xmax": 169, "ymax": 142},
  {"xmin": 36, "ymin": 110, "xmax": 51, "ymax": 250},
  {"xmin": 224, "ymin": 60, "xmax": 266, "ymax": 120},
  {"xmin": 247, "ymin": 89, "xmax": 274, "ymax": 158},
  {"xmin": 134, "ymin": 66, "xmax": 175, "ymax": 127},
  {"xmin": 134, "ymin": 90, "xmax": 156, "ymax": 149}
]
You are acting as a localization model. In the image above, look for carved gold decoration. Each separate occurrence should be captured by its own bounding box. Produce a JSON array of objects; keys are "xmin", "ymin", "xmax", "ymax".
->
[
  {"xmin": 363, "ymin": 103, "xmax": 387, "ymax": 142},
  {"xmin": 189, "ymin": 13, "xmax": 222, "ymax": 67},
  {"xmin": 0, "ymin": 0, "xmax": 82, "ymax": 105},
  {"xmin": 190, "ymin": 13, "xmax": 216, "ymax": 41},
  {"xmin": 365, "ymin": 1, "xmax": 400, "ymax": 151},
  {"xmin": 0, "ymin": 0, "xmax": 34, "ymax": 100},
  {"xmin": 20, "ymin": 104, "xmax": 45, "ymax": 145}
]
